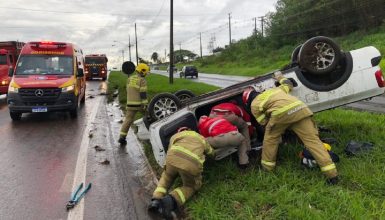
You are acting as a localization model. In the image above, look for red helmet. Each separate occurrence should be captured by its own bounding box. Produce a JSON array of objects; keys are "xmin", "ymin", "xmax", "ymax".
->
[{"xmin": 242, "ymin": 87, "xmax": 255, "ymax": 105}]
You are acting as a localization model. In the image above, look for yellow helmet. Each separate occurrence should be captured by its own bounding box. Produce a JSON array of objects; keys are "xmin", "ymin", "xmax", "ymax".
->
[
  {"xmin": 323, "ymin": 143, "xmax": 332, "ymax": 151},
  {"xmin": 136, "ymin": 63, "xmax": 150, "ymax": 76}
]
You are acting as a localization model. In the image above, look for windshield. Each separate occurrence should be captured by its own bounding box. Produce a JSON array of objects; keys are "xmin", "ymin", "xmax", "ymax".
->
[
  {"xmin": 0, "ymin": 55, "xmax": 7, "ymax": 65},
  {"xmin": 85, "ymin": 57, "xmax": 106, "ymax": 64},
  {"xmin": 15, "ymin": 55, "xmax": 73, "ymax": 75}
]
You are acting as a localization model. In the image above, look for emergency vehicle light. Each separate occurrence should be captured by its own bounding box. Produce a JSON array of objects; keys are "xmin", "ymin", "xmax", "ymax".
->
[{"xmin": 30, "ymin": 41, "xmax": 67, "ymax": 49}]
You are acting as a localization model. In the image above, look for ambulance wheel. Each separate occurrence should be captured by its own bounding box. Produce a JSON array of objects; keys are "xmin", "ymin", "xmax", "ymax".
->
[
  {"xmin": 80, "ymin": 94, "xmax": 86, "ymax": 104},
  {"xmin": 70, "ymin": 99, "xmax": 79, "ymax": 118},
  {"xmin": 10, "ymin": 112, "xmax": 22, "ymax": 121}
]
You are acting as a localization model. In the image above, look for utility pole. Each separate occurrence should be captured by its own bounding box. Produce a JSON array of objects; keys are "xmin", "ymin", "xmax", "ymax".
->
[
  {"xmin": 128, "ymin": 35, "xmax": 132, "ymax": 61},
  {"xmin": 228, "ymin": 13, "xmax": 232, "ymax": 45},
  {"xmin": 199, "ymin": 32, "xmax": 202, "ymax": 58},
  {"xmin": 259, "ymin": 16, "xmax": 265, "ymax": 37},
  {"xmin": 135, "ymin": 23, "xmax": 138, "ymax": 65},
  {"xmin": 169, "ymin": 0, "xmax": 174, "ymax": 84},
  {"xmin": 164, "ymin": 49, "xmax": 166, "ymax": 62},
  {"xmin": 254, "ymin": 17, "xmax": 257, "ymax": 33}
]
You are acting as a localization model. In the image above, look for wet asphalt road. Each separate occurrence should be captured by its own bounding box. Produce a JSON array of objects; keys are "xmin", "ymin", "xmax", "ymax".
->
[{"xmin": 0, "ymin": 80, "xmax": 157, "ymax": 220}]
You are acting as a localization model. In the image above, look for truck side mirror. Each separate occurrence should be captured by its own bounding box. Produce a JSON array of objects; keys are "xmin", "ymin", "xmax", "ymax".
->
[
  {"xmin": 77, "ymin": 68, "xmax": 84, "ymax": 77},
  {"xmin": 8, "ymin": 67, "xmax": 14, "ymax": 77}
]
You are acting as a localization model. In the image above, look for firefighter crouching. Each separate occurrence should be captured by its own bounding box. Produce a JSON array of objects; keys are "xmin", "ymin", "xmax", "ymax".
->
[
  {"xmin": 242, "ymin": 71, "xmax": 339, "ymax": 184},
  {"xmin": 198, "ymin": 115, "xmax": 249, "ymax": 169},
  {"xmin": 148, "ymin": 127, "xmax": 214, "ymax": 219},
  {"xmin": 118, "ymin": 63, "xmax": 150, "ymax": 145}
]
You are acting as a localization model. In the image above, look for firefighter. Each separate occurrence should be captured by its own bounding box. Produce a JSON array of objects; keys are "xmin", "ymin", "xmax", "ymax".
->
[
  {"xmin": 198, "ymin": 115, "xmax": 249, "ymax": 169},
  {"xmin": 118, "ymin": 63, "xmax": 150, "ymax": 145},
  {"xmin": 242, "ymin": 71, "xmax": 339, "ymax": 184},
  {"xmin": 148, "ymin": 127, "xmax": 214, "ymax": 219}
]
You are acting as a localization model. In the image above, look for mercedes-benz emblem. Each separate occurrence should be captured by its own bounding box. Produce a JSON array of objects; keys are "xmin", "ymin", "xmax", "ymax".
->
[{"xmin": 35, "ymin": 89, "xmax": 44, "ymax": 97}]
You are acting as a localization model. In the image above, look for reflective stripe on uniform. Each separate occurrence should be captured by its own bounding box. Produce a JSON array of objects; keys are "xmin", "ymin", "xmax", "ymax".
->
[
  {"xmin": 271, "ymin": 100, "xmax": 304, "ymax": 116},
  {"xmin": 120, "ymin": 131, "xmax": 127, "ymax": 135},
  {"xmin": 321, "ymin": 163, "xmax": 336, "ymax": 172},
  {"xmin": 206, "ymin": 144, "xmax": 213, "ymax": 155},
  {"xmin": 236, "ymin": 106, "xmax": 244, "ymax": 117},
  {"xmin": 170, "ymin": 145, "xmax": 204, "ymax": 165},
  {"xmin": 280, "ymin": 85, "xmax": 290, "ymax": 93},
  {"xmin": 208, "ymin": 119, "xmax": 226, "ymax": 134},
  {"xmin": 257, "ymin": 114, "xmax": 266, "ymax": 123},
  {"xmin": 261, "ymin": 160, "xmax": 276, "ymax": 167},
  {"xmin": 258, "ymin": 90, "xmax": 281, "ymax": 111},
  {"xmin": 139, "ymin": 86, "xmax": 147, "ymax": 92},
  {"xmin": 128, "ymin": 76, "xmax": 140, "ymax": 89},
  {"xmin": 127, "ymin": 101, "xmax": 142, "ymax": 105},
  {"xmin": 154, "ymin": 187, "xmax": 167, "ymax": 194},
  {"xmin": 175, "ymin": 188, "xmax": 186, "ymax": 204}
]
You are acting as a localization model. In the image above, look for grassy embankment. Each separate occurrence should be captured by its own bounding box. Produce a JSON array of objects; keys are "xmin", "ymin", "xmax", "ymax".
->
[
  {"xmin": 189, "ymin": 25, "xmax": 385, "ymax": 76},
  {"xmin": 108, "ymin": 71, "xmax": 385, "ymax": 219}
]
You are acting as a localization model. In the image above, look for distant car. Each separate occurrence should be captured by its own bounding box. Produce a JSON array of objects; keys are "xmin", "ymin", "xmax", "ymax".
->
[
  {"xmin": 167, "ymin": 65, "xmax": 177, "ymax": 73},
  {"xmin": 180, "ymin": 65, "xmax": 198, "ymax": 78},
  {"xmin": 142, "ymin": 36, "xmax": 385, "ymax": 167}
]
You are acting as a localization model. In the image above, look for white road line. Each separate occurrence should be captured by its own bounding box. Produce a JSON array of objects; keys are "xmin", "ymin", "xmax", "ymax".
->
[{"xmin": 67, "ymin": 97, "xmax": 102, "ymax": 220}]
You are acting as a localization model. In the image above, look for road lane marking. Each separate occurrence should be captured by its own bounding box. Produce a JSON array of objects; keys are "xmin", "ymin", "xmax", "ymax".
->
[{"xmin": 67, "ymin": 96, "xmax": 101, "ymax": 220}]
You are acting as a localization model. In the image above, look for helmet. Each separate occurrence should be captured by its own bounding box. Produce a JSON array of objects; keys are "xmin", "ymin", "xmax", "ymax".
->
[
  {"xmin": 136, "ymin": 63, "xmax": 150, "ymax": 76},
  {"xmin": 177, "ymin": 127, "xmax": 190, "ymax": 133},
  {"xmin": 242, "ymin": 87, "xmax": 256, "ymax": 105},
  {"xmin": 323, "ymin": 143, "xmax": 332, "ymax": 151}
]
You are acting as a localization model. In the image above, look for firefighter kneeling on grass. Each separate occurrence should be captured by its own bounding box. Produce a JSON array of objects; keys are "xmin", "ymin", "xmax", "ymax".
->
[
  {"xmin": 118, "ymin": 63, "xmax": 150, "ymax": 145},
  {"xmin": 148, "ymin": 127, "xmax": 214, "ymax": 219},
  {"xmin": 242, "ymin": 71, "xmax": 339, "ymax": 185}
]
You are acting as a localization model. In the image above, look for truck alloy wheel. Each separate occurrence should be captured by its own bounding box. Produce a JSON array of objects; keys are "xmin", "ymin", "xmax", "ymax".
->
[
  {"xmin": 148, "ymin": 93, "xmax": 182, "ymax": 121},
  {"xmin": 298, "ymin": 36, "xmax": 341, "ymax": 75}
]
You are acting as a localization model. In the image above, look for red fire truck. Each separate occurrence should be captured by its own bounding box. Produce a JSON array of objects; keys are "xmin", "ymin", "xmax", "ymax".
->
[
  {"xmin": 84, "ymin": 54, "xmax": 108, "ymax": 80},
  {"xmin": 7, "ymin": 41, "xmax": 86, "ymax": 120},
  {"xmin": 0, "ymin": 41, "xmax": 25, "ymax": 94}
]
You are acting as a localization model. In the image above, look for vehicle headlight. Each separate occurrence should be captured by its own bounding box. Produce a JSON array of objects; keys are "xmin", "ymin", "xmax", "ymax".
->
[
  {"xmin": 62, "ymin": 85, "xmax": 75, "ymax": 92},
  {"xmin": 8, "ymin": 83, "xmax": 19, "ymax": 93}
]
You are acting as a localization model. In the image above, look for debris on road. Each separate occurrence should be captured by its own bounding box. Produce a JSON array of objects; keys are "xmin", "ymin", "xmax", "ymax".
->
[
  {"xmin": 94, "ymin": 145, "xmax": 106, "ymax": 151},
  {"xmin": 88, "ymin": 133, "xmax": 93, "ymax": 138},
  {"xmin": 99, "ymin": 159, "xmax": 110, "ymax": 165},
  {"xmin": 66, "ymin": 183, "xmax": 92, "ymax": 211}
]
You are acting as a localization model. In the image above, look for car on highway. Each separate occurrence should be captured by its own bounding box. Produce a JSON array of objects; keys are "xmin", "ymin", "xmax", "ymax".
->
[
  {"xmin": 144, "ymin": 36, "xmax": 384, "ymax": 166},
  {"xmin": 166, "ymin": 65, "xmax": 177, "ymax": 73},
  {"xmin": 179, "ymin": 65, "xmax": 198, "ymax": 78}
]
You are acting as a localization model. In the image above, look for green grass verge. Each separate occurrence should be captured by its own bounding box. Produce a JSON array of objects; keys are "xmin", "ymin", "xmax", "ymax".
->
[{"xmin": 108, "ymin": 72, "xmax": 385, "ymax": 219}]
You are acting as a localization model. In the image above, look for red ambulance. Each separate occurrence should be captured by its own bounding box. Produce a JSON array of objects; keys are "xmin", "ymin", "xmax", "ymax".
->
[
  {"xmin": 0, "ymin": 41, "xmax": 25, "ymax": 95},
  {"xmin": 7, "ymin": 41, "xmax": 86, "ymax": 120}
]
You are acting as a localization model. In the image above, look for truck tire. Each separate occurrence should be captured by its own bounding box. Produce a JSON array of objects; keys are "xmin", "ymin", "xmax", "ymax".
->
[
  {"xmin": 298, "ymin": 36, "xmax": 341, "ymax": 75},
  {"xmin": 148, "ymin": 93, "xmax": 182, "ymax": 121},
  {"xmin": 69, "ymin": 98, "xmax": 79, "ymax": 118},
  {"xmin": 10, "ymin": 112, "xmax": 22, "ymax": 121},
  {"xmin": 174, "ymin": 90, "xmax": 195, "ymax": 103}
]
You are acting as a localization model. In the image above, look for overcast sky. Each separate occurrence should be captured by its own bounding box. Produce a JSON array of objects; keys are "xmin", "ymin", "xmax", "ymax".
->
[{"xmin": 0, "ymin": 0, "xmax": 277, "ymax": 68}]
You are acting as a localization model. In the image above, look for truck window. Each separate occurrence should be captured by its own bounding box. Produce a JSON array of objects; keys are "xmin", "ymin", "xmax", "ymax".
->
[
  {"xmin": 85, "ymin": 57, "xmax": 106, "ymax": 64},
  {"xmin": 15, "ymin": 55, "xmax": 73, "ymax": 75},
  {"xmin": 0, "ymin": 55, "xmax": 7, "ymax": 65}
]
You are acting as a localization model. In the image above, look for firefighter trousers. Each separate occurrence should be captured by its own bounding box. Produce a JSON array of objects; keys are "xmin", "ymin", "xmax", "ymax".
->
[
  {"xmin": 152, "ymin": 164, "xmax": 202, "ymax": 207},
  {"xmin": 262, "ymin": 117, "xmax": 338, "ymax": 178},
  {"xmin": 120, "ymin": 110, "xmax": 138, "ymax": 138},
  {"xmin": 206, "ymin": 131, "xmax": 249, "ymax": 165}
]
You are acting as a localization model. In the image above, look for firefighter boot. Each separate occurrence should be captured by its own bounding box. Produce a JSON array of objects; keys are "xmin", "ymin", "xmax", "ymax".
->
[
  {"xmin": 148, "ymin": 199, "xmax": 161, "ymax": 214},
  {"xmin": 159, "ymin": 194, "xmax": 177, "ymax": 220},
  {"xmin": 118, "ymin": 136, "xmax": 127, "ymax": 146}
]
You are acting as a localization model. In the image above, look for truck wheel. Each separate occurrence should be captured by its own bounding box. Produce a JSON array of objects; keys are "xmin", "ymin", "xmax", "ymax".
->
[
  {"xmin": 10, "ymin": 112, "xmax": 22, "ymax": 121},
  {"xmin": 148, "ymin": 93, "xmax": 182, "ymax": 121},
  {"xmin": 70, "ymin": 98, "xmax": 79, "ymax": 118},
  {"xmin": 298, "ymin": 36, "xmax": 341, "ymax": 75},
  {"xmin": 174, "ymin": 90, "xmax": 195, "ymax": 103}
]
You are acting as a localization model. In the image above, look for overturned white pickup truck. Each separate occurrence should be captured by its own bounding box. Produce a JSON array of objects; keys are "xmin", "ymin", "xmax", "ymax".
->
[{"xmin": 143, "ymin": 36, "xmax": 384, "ymax": 167}]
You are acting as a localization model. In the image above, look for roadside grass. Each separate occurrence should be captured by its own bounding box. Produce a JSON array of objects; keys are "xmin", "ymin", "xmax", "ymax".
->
[
  {"xmin": 187, "ymin": 25, "xmax": 385, "ymax": 76},
  {"xmin": 108, "ymin": 71, "xmax": 385, "ymax": 219}
]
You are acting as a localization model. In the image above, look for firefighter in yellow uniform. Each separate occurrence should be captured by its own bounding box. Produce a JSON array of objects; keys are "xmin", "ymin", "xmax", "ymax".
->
[
  {"xmin": 242, "ymin": 71, "xmax": 339, "ymax": 185},
  {"xmin": 118, "ymin": 63, "xmax": 150, "ymax": 145},
  {"xmin": 148, "ymin": 127, "xmax": 214, "ymax": 219}
]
